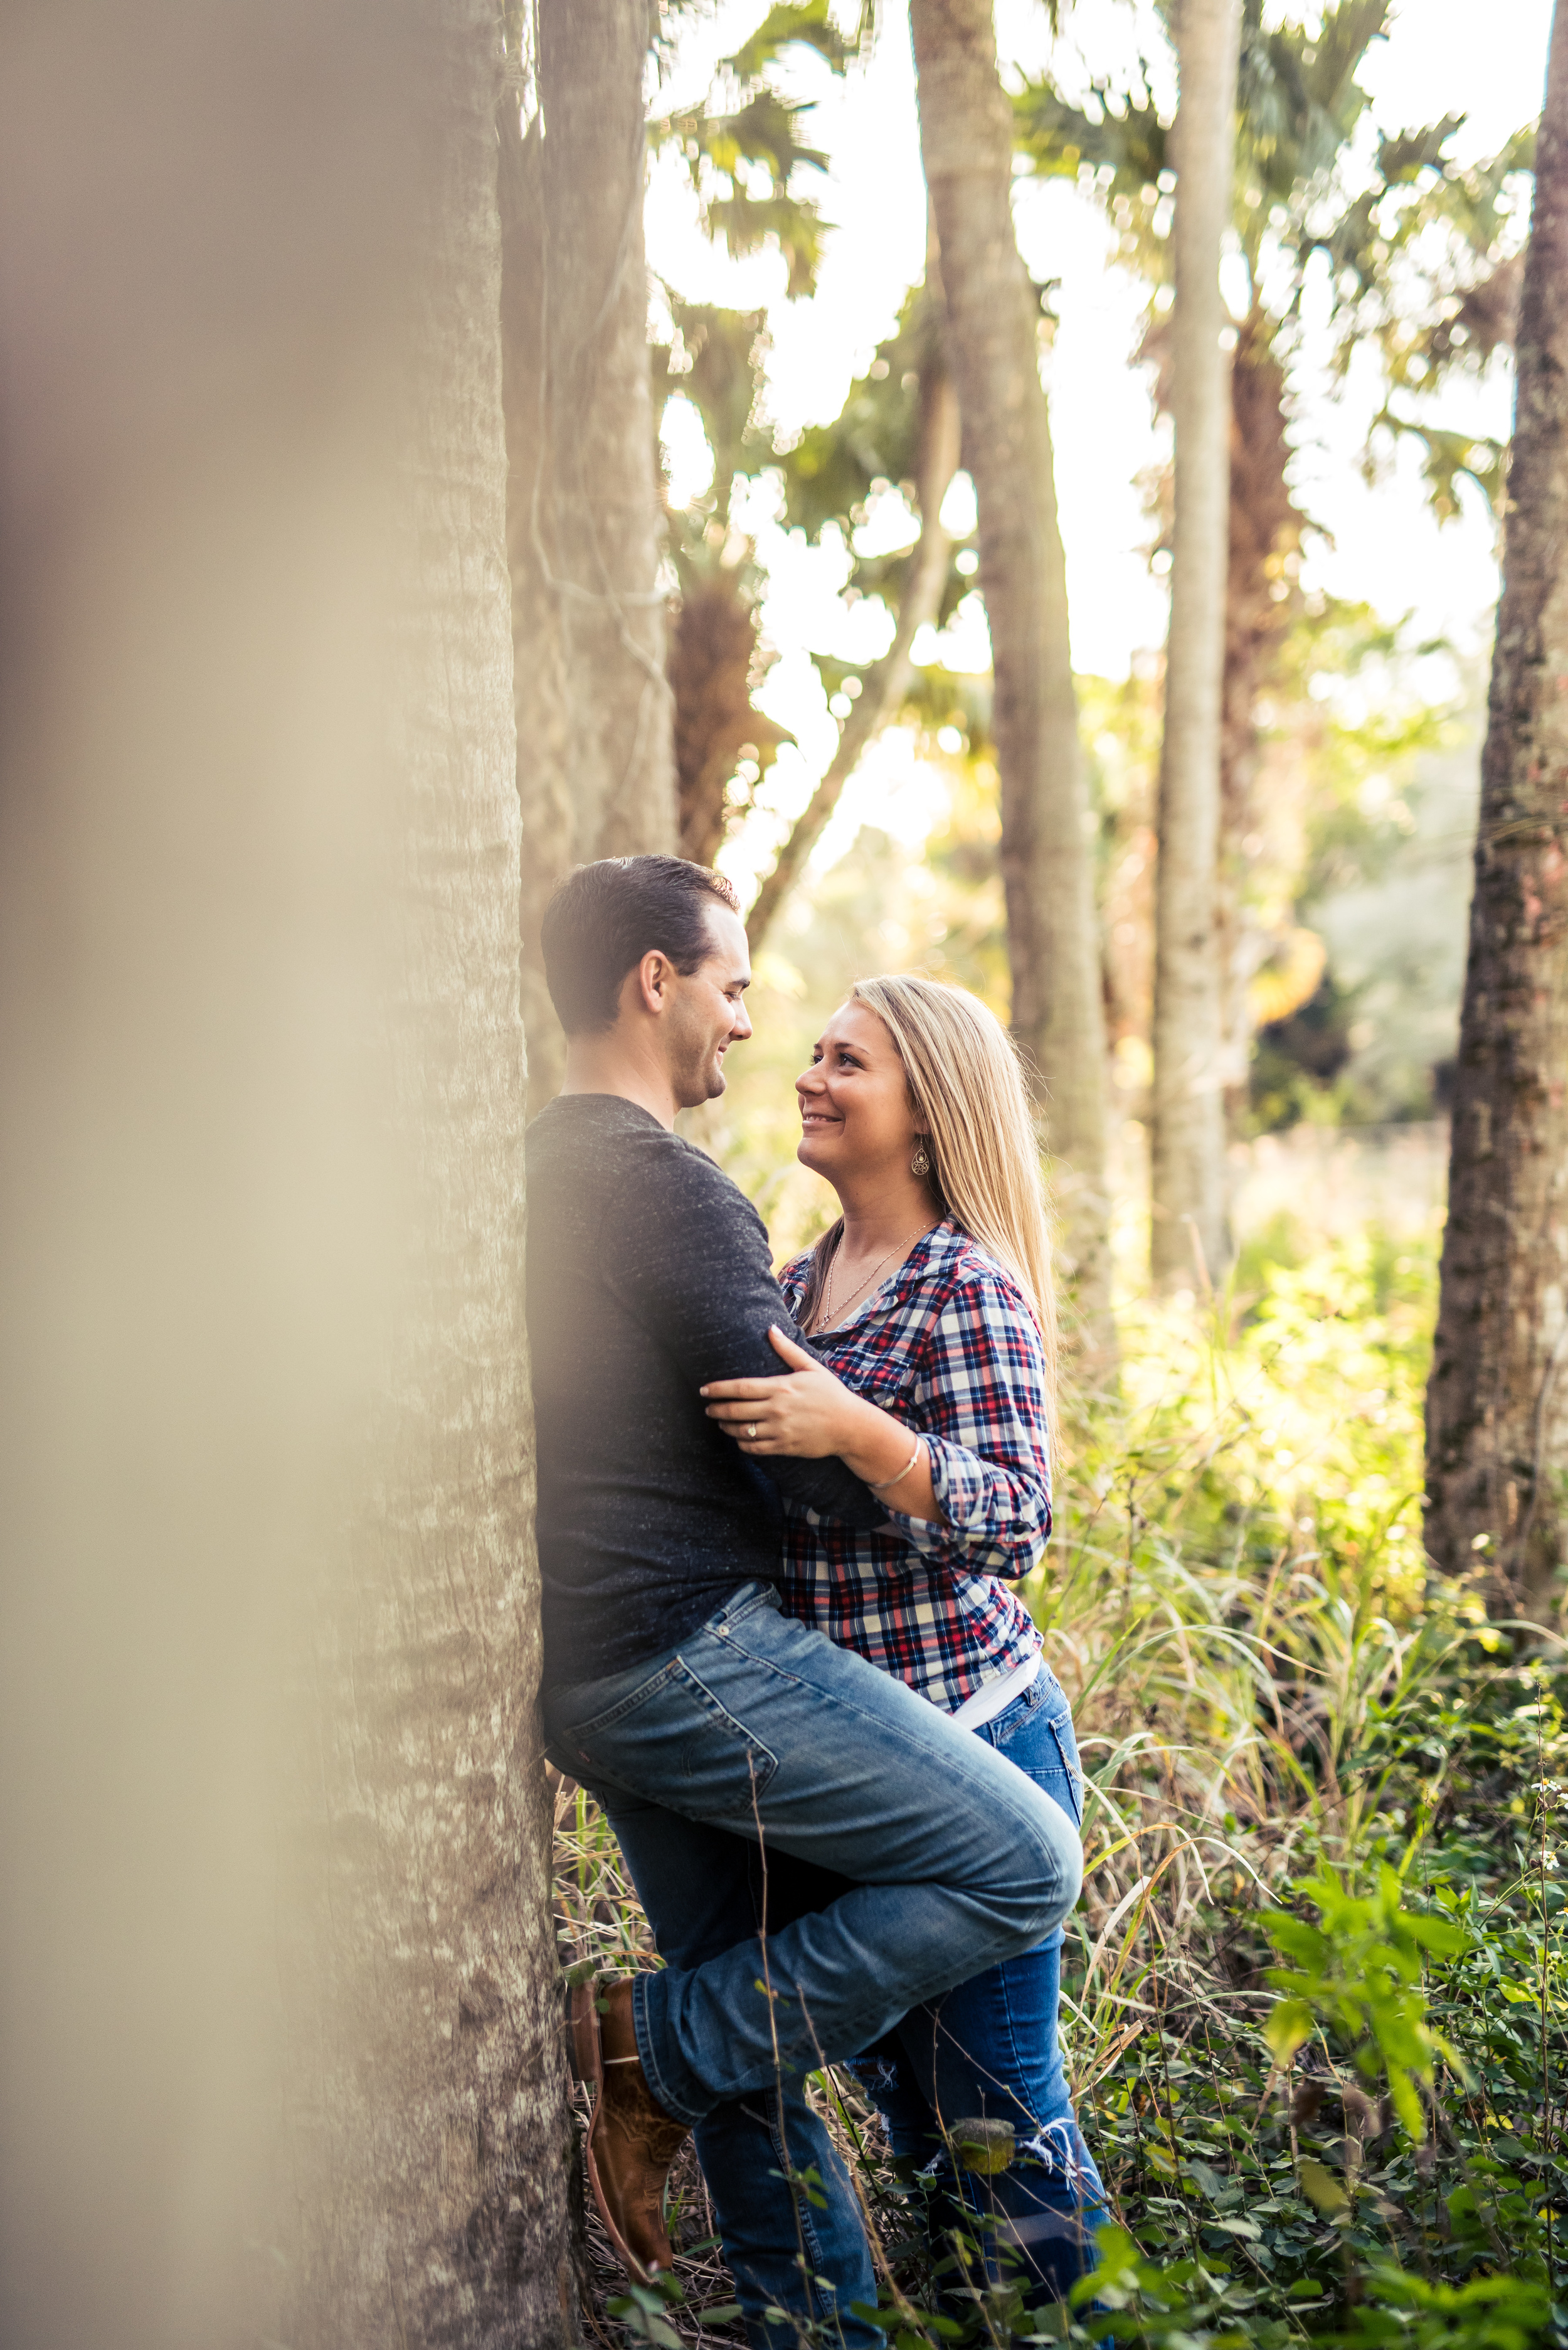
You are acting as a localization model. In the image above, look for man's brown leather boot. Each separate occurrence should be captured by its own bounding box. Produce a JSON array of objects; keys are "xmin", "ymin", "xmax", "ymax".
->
[{"xmin": 571, "ymin": 1974, "xmax": 691, "ymax": 2280}]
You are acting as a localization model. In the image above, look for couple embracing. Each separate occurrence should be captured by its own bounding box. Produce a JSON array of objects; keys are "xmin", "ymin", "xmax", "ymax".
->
[{"xmin": 527, "ymin": 854, "xmax": 1105, "ymax": 2346}]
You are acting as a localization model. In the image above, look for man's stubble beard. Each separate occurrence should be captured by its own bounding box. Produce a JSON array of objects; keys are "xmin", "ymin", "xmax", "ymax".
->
[
  {"xmin": 669, "ymin": 1020, "xmax": 729, "ymax": 1112},
  {"xmin": 692, "ymin": 1048, "xmax": 728, "ymax": 1106}
]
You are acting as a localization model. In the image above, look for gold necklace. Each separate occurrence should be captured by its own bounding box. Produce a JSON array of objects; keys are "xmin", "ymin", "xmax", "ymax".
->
[{"xmin": 820, "ymin": 1227, "xmax": 929, "ymax": 1331}]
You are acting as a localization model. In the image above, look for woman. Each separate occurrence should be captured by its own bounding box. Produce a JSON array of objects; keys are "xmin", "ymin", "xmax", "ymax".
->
[{"xmin": 701, "ymin": 974, "xmax": 1106, "ymax": 2314}]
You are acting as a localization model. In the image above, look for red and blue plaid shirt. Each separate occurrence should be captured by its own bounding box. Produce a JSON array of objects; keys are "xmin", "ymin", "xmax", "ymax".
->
[{"xmin": 777, "ymin": 1220, "xmax": 1049, "ymax": 1713}]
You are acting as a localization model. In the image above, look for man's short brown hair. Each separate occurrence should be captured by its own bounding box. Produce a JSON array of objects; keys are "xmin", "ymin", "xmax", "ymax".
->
[{"xmin": 540, "ymin": 856, "xmax": 740, "ymax": 1036}]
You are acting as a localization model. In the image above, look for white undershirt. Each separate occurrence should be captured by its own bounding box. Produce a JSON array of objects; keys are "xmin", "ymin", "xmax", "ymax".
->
[{"xmin": 947, "ymin": 1649, "xmax": 1042, "ymax": 1731}]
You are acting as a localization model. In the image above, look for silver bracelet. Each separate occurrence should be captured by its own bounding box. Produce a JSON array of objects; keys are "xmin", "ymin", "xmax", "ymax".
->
[{"xmin": 867, "ymin": 1437, "xmax": 924, "ymax": 1494}]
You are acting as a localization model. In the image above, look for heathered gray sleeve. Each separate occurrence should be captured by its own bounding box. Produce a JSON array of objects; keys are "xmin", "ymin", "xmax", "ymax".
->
[{"xmin": 603, "ymin": 1137, "xmax": 886, "ymax": 1533}]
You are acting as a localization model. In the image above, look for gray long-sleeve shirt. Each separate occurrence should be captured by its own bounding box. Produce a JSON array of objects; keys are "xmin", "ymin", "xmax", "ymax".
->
[{"xmin": 526, "ymin": 1092, "xmax": 882, "ymax": 1688}]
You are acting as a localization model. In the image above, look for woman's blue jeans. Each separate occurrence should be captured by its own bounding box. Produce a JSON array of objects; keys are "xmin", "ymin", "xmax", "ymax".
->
[
  {"xmin": 544, "ymin": 1584, "xmax": 1085, "ymax": 2350},
  {"xmin": 846, "ymin": 1666, "xmax": 1107, "ymax": 2311}
]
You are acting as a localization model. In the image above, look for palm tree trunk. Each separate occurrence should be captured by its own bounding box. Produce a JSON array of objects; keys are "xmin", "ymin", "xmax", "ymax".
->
[
  {"xmin": 1150, "ymin": 0, "xmax": 1242, "ymax": 1290},
  {"xmin": 1426, "ymin": 0, "xmax": 1568, "ymax": 1619},
  {"xmin": 502, "ymin": 0, "xmax": 676, "ymax": 1113},
  {"xmin": 0, "ymin": 3, "xmax": 574, "ymax": 2345},
  {"xmin": 1217, "ymin": 306, "xmax": 1303, "ymax": 1122},
  {"xmin": 909, "ymin": 0, "xmax": 1113, "ymax": 1349}
]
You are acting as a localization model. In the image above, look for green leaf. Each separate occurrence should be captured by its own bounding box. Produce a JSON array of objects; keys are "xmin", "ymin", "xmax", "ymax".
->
[
  {"xmin": 1401, "ymin": 1910, "xmax": 1468, "ymax": 1957},
  {"xmin": 724, "ymin": 0, "xmax": 861, "ymax": 83},
  {"xmin": 1297, "ymin": 2158, "xmax": 1349, "ymax": 2215},
  {"xmin": 1264, "ymin": 1998, "xmax": 1313, "ymax": 2063}
]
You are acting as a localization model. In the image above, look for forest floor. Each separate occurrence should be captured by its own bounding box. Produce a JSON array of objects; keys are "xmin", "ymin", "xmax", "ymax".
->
[{"xmin": 553, "ymin": 1141, "xmax": 1568, "ymax": 2350}]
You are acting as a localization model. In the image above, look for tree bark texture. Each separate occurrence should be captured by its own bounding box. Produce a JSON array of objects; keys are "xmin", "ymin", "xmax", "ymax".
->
[
  {"xmin": 502, "ymin": 0, "xmax": 677, "ymax": 1115},
  {"xmin": 501, "ymin": 110, "xmax": 575, "ymax": 1115},
  {"xmin": 1217, "ymin": 307, "xmax": 1303, "ymax": 1120},
  {"xmin": 1150, "ymin": 0, "xmax": 1243, "ymax": 1289},
  {"xmin": 1426, "ymin": 0, "xmax": 1568, "ymax": 1616},
  {"xmin": 908, "ymin": 0, "xmax": 1113, "ymax": 1344},
  {"xmin": 1141, "ymin": 297, "xmax": 1303, "ymax": 1129},
  {"xmin": 0, "ymin": 3, "xmax": 573, "ymax": 2344}
]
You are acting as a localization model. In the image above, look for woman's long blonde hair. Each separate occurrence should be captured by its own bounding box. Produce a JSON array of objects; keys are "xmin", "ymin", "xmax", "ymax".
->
[{"xmin": 802, "ymin": 974, "xmax": 1058, "ymax": 1433}]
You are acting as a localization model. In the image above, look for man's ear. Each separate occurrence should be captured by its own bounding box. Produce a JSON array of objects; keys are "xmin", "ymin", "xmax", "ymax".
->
[{"xmin": 628, "ymin": 948, "xmax": 674, "ymax": 1019}]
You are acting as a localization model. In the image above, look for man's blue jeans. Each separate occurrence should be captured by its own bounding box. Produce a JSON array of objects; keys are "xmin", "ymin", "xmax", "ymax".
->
[
  {"xmin": 544, "ymin": 1585, "xmax": 1084, "ymax": 2347},
  {"xmin": 846, "ymin": 1665, "xmax": 1107, "ymax": 2310}
]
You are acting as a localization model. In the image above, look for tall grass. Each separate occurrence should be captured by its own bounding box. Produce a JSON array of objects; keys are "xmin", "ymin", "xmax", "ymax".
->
[{"xmin": 555, "ymin": 1228, "xmax": 1568, "ymax": 2349}]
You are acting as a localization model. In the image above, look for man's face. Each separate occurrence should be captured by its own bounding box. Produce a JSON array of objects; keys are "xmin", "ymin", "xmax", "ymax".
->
[{"xmin": 664, "ymin": 905, "xmax": 753, "ymax": 1109}]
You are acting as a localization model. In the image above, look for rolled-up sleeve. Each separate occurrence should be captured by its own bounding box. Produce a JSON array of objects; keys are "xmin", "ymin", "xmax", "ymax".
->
[{"xmin": 882, "ymin": 1275, "xmax": 1052, "ymax": 1578}]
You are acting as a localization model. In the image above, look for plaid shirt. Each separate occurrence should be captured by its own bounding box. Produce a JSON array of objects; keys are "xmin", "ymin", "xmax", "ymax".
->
[{"xmin": 778, "ymin": 1220, "xmax": 1049, "ymax": 1712}]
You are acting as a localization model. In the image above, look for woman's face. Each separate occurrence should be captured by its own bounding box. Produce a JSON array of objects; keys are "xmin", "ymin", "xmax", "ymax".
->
[{"xmin": 796, "ymin": 1001, "xmax": 924, "ymax": 1188}]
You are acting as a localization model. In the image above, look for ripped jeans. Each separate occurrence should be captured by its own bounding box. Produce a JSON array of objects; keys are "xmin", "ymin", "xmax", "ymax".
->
[{"xmin": 847, "ymin": 1664, "xmax": 1108, "ymax": 2310}]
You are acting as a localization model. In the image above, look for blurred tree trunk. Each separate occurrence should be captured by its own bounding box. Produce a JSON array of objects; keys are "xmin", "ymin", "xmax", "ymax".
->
[
  {"xmin": 1426, "ymin": 0, "xmax": 1568, "ymax": 1619},
  {"xmin": 501, "ymin": 0, "xmax": 676, "ymax": 1116},
  {"xmin": 0, "ymin": 1, "xmax": 573, "ymax": 2343},
  {"xmin": 1150, "ymin": 0, "xmax": 1242, "ymax": 1289},
  {"xmin": 908, "ymin": 0, "xmax": 1113, "ymax": 1354},
  {"xmin": 746, "ymin": 233, "xmax": 960, "ymax": 952}
]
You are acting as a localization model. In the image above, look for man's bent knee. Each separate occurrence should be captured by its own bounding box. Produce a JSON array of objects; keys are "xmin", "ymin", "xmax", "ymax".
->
[{"xmin": 983, "ymin": 1785, "xmax": 1084, "ymax": 1955}]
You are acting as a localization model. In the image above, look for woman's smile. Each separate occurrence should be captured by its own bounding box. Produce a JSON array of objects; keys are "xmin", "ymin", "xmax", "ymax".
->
[{"xmin": 795, "ymin": 999, "xmax": 919, "ymax": 1174}]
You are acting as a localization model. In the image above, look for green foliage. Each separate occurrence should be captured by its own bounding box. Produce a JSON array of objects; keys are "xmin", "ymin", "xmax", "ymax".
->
[
  {"xmin": 1034, "ymin": 1243, "xmax": 1568, "ymax": 2346},
  {"xmin": 723, "ymin": 1, "xmax": 866, "ymax": 86},
  {"xmin": 1010, "ymin": 72, "xmax": 1166, "ymax": 199},
  {"xmin": 652, "ymin": 299, "xmax": 770, "ymax": 527},
  {"xmin": 651, "ymin": 157, "xmax": 968, "ymax": 864},
  {"xmin": 1263, "ymin": 1865, "xmax": 1466, "ymax": 2139},
  {"xmin": 1242, "ymin": 597, "xmax": 1466, "ymax": 1133},
  {"xmin": 1234, "ymin": 0, "xmax": 1387, "ymax": 268},
  {"xmin": 778, "ymin": 284, "xmax": 937, "ymax": 541},
  {"xmin": 610, "ymin": 2274, "xmax": 690, "ymax": 2350},
  {"xmin": 651, "ymin": 2, "xmax": 869, "ymax": 297},
  {"xmin": 1318, "ymin": 2265, "xmax": 1552, "ymax": 2350},
  {"xmin": 1012, "ymin": 1, "xmax": 1533, "ymax": 521}
]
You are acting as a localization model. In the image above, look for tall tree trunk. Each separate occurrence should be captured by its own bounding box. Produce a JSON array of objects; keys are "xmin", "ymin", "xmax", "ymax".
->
[
  {"xmin": 1426, "ymin": 0, "xmax": 1568, "ymax": 1619},
  {"xmin": 1217, "ymin": 306, "xmax": 1303, "ymax": 1122},
  {"xmin": 908, "ymin": 0, "xmax": 1113, "ymax": 1351},
  {"xmin": 0, "ymin": 3, "xmax": 573, "ymax": 2343},
  {"xmin": 501, "ymin": 107, "xmax": 576, "ymax": 1117},
  {"xmin": 502, "ymin": 0, "xmax": 676, "ymax": 1115},
  {"xmin": 272, "ymin": 4, "xmax": 575, "ymax": 2334},
  {"xmin": 1150, "ymin": 0, "xmax": 1242, "ymax": 1290}
]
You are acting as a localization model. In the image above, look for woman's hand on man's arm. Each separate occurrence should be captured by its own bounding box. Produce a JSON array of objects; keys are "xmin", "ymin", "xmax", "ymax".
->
[{"xmin": 701, "ymin": 1326, "xmax": 941, "ymax": 1523}]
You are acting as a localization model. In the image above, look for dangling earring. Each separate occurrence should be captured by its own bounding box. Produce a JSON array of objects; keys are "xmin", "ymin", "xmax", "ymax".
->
[{"xmin": 911, "ymin": 1139, "xmax": 931, "ymax": 1178}]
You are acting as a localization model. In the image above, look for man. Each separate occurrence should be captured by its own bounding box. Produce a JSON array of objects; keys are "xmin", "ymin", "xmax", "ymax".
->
[{"xmin": 526, "ymin": 855, "xmax": 1082, "ymax": 2346}]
